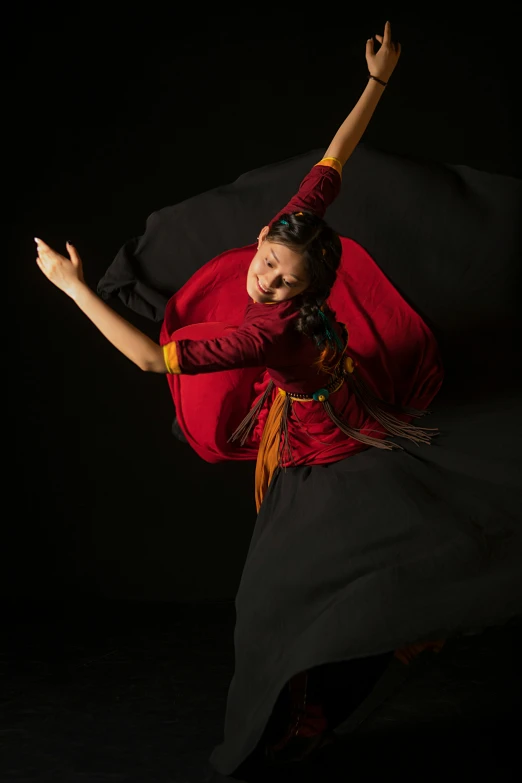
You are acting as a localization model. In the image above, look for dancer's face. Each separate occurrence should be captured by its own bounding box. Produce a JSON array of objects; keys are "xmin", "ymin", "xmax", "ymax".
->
[{"xmin": 247, "ymin": 226, "xmax": 310, "ymax": 303}]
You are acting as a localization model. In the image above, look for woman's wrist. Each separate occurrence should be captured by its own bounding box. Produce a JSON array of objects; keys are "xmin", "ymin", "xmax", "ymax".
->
[
  {"xmin": 368, "ymin": 73, "xmax": 389, "ymax": 87},
  {"xmin": 69, "ymin": 280, "xmax": 90, "ymax": 303}
]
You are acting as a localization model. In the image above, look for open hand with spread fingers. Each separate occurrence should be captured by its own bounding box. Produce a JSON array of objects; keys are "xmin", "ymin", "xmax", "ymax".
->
[
  {"xmin": 35, "ymin": 238, "xmax": 85, "ymax": 299},
  {"xmin": 366, "ymin": 21, "xmax": 401, "ymax": 84}
]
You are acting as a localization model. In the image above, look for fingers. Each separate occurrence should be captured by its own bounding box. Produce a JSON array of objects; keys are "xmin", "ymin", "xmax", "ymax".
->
[
  {"xmin": 35, "ymin": 238, "xmax": 47, "ymax": 264},
  {"xmin": 34, "ymin": 237, "xmax": 56, "ymax": 262},
  {"xmin": 34, "ymin": 237, "xmax": 76, "ymax": 261},
  {"xmin": 34, "ymin": 237, "xmax": 50, "ymax": 251},
  {"xmin": 34, "ymin": 237, "xmax": 61, "ymax": 273},
  {"xmin": 373, "ymin": 25, "xmax": 400, "ymax": 56},
  {"xmin": 366, "ymin": 37, "xmax": 374, "ymax": 53},
  {"xmin": 67, "ymin": 241, "xmax": 81, "ymax": 267}
]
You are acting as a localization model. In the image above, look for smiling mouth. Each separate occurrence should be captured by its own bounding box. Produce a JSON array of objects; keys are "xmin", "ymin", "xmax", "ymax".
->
[{"xmin": 256, "ymin": 278, "xmax": 271, "ymax": 295}]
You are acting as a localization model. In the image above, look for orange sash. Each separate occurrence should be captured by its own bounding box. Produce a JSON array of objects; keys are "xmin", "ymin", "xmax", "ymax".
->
[{"xmin": 254, "ymin": 390, "xmax": 287, "ymax": 513}]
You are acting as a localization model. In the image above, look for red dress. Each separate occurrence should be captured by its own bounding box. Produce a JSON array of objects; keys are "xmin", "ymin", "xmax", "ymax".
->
[{"xmin": 159, "ymin": 160, "xmax": 444, "ymax": 475}]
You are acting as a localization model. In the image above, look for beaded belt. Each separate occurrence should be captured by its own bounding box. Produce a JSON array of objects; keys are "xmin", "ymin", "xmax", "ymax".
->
[
  {"xmin": 287, "ymin": 374, "xmax": 345, "ymax": 402},
  {"xmin": 285, "ymin": 357, "xmax": 357, "ymax": 403}
]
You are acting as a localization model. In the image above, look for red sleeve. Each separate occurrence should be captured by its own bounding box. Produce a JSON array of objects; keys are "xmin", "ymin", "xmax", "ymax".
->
[
  {"xmin": 165, "ymin": 322, "xmax": 291, "ymax": 375},
  {"xmin": 270, "ymin": 160, "xmax": 342, "ymax": 224}
]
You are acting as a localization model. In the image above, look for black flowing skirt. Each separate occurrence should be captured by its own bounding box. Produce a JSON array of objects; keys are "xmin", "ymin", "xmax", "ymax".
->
[
  {"xmin": 98, "ymin": 144, "xmax": 522, "ymax": 776},
  {"xmin": 208, "ymin": 386, "xmax": 522, "ymax": 773}
]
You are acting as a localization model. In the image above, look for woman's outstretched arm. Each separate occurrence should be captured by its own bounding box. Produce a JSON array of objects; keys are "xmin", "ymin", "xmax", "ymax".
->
[
  {"xmin": 323, "ymin": 21, "xmax": 401, "ymax": 166},
  {"xmin": 35, "ymin": 238, "xmax": 167, "ymax": 373},
  {"xmin": 35, "ymin": 238, "xmax": 280, "ymax": 376}
]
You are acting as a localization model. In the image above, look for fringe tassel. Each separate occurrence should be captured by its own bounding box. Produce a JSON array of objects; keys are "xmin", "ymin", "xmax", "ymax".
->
[
  {"xmin": 323, "ymin": 399, "xmax": 400, "ymax": 451},
  {"xmin": 346, "ymin": 367, "xmax": 439, "ymax": 448},
  {"xmin": 279, "ymin": 392, "xmax": 294, "ymax": 468},
  {"xmin": 228, "ymin": 380, "xmax": 275, "ymax": 446}
]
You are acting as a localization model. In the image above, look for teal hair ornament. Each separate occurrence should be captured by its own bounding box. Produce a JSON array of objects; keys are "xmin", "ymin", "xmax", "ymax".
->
[
  {"xmin": 280, "ymin": 219, "xmax": 289, "ymax": 225},
  {"xmin": 318, "ymin": 308, "xmax": 345, "ymax": 351}
]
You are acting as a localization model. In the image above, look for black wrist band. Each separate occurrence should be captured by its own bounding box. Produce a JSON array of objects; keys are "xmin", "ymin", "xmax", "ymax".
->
[{"xmin": 368, "ymin": 73, "xmax": 388, "ymax": 86}]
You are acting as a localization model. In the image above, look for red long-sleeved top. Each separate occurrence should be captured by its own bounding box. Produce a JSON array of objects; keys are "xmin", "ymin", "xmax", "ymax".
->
[{"xmin": 159, "ymin": 158, "xmax": 443, "ymax": 466}]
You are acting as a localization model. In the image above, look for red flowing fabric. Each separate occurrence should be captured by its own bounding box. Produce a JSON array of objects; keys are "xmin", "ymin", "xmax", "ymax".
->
[{"xmin": 159, "ymin": 237, "xmax": 444, "ymax": 465}]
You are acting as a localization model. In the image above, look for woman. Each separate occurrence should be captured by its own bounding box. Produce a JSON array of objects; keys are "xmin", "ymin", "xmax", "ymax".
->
[{"xmin": 35, "ymin": 22, "xmax": 521, "ymax": 776}]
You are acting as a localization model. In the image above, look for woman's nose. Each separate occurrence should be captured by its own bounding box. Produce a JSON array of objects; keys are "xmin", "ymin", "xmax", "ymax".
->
[{"xmin": 264, "ymin": 272, "xmax": 281, "ymax": 289}]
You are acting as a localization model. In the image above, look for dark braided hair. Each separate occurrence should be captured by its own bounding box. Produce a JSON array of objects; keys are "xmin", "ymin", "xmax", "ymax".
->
[{"xmin": 265, "ymin": 210, "xmax": 343, "ymax": 369}]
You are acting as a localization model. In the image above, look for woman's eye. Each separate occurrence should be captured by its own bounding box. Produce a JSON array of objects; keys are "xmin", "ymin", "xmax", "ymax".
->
[{"xmin": 265, "ymin": 259, "xmax": 272, "ymax": 267}]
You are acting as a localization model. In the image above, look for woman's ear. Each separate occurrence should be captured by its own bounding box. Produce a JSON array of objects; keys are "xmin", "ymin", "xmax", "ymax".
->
[{"xmin": 257, "ymin": 225, "xmax": 270, "ymax": 249}]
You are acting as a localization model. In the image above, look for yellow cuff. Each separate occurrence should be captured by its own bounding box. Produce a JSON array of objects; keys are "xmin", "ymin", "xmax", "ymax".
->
[
  {"xmin": 315, "ymin": 156, "xmax": 343, "ymax": 177},
  {"xmin": 163, "ymin": 342, "xmax": 181, "ymax": 374}
]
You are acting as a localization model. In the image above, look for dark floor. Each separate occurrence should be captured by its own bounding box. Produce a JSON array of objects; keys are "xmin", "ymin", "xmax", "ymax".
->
[{"xmin": 2, "ymin": 601, "xmax": 520, "ymax": 782}]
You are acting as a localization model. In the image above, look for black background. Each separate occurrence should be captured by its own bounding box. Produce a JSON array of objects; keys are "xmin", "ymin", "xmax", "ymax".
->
[{"xmin": 8, "ymin": 11, "xmax": 520, "ymax": 603}]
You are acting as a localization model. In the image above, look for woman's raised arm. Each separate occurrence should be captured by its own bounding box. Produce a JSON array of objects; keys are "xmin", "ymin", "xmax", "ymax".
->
[{"xmin": 323, "ymin": 21, "xmax": 401, "ymax": 167}]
